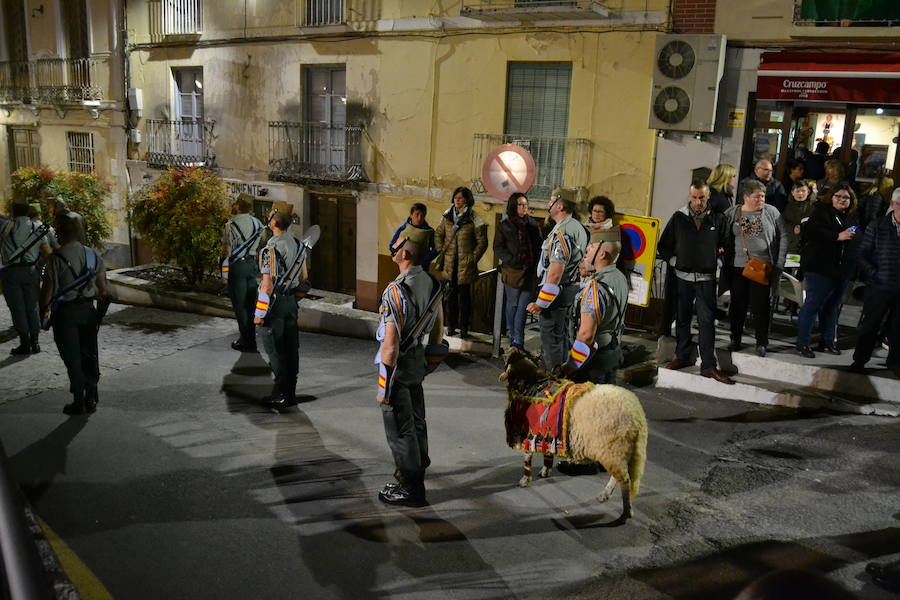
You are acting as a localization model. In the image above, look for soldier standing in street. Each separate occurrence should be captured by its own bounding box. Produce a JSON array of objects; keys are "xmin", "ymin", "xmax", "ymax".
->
[
  {"xmin": 39, "ymin": 215, "xmax": 108, "ymax": 415},
  {"xmin": 253, "ymin": 207, "xmax": 308, "ymax": 410},
  {"xmin": 526, "ymin": 188, "xmax": 588, "ymax": 371},
  {"xmin": 1, "ymin": 201, "xmax": 51, "ymax": 355},
  {"xmin": 222, "ymin": 193, "xmax": 263, "ymax": 352},
  {"xmin": 559, "ymin": 236, "xmax": 629, "ymax": 385},
  {"xmin": 376, "ymin": 228, "xmax": 446, "ymax": 507}
]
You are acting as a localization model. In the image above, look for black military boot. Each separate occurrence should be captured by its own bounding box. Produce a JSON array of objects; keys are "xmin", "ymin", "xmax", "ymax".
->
[
  {"xmin": 10, "ymin": 337, "xmax": 31, "ymax": 355},
  {"xmin": 378, "ymin": 477, "xmax": 426, "ymax": 507},
  {"xmin": 84, "ymin": 385, "xmax": 99, "ymax": 413},
  {"xmin": 63, "ymin": 392, "xmax": 87, "ymax": 415}
]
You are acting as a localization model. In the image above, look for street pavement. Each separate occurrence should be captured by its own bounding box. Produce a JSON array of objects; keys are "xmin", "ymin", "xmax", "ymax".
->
[{"xmin": 0, "ymin": 299, "xmax": 898, "ymax": 599}]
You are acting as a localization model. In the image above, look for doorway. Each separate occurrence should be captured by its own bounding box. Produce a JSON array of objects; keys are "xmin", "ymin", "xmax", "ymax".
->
[{"xmin": 309, "ymin": 192, "xmax": 356, "ymax": 295}]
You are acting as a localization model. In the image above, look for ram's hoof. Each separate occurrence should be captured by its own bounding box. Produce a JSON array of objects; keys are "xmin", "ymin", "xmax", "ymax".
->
[
  {"xmin": 539, "ymin": 467, "xmax": 552, "ymax": 479},
  {"xmin": 517, "ymin": 476, "xmax": 532, "ymax": 488},
  {"xmin": 597, "ymin": 494, "xmax": 611, "ymax": 503}
]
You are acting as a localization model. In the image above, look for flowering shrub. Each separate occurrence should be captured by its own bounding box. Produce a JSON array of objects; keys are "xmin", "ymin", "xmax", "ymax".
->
[
  {"xmin": 128, "ymin": 167, "xmax": 230, "ymax": 285},
  {"xmin": 9, "ymin": 167, "xmax": 112, "ymax": 249}
]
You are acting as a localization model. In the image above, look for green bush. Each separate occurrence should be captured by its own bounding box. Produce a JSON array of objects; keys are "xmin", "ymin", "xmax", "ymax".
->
[
  {"xmin": 128, "ymin": 167, "xmax": 230, "ymax": 286},
  {"xmin": 9, "ymin": 166, "xmax": 112, "ymax": 249}
]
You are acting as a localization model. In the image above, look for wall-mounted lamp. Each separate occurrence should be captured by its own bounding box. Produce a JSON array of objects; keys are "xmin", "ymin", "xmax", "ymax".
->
[
  {"xmin": 31, "ymin": 4, "xmax": 44, "ymax": 17},
  {"xmin": 657, "ymin": 130, "xmax": 667, "ymax": 139},
  {"xmin": 693, "ymin": 132, "xmax": 704, "ymax": 141}
]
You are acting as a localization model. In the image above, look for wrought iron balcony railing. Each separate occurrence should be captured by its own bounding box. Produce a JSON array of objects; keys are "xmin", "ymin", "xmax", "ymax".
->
[
  {"xmin": 461, "ymin": 1, "xmax": 609, "ymax": 22},
  {"xmin": 145, "ymin": 119, "xmax": 216, "ymax": 168},
  {"xmin": 269, "ymin": 121, "xmax": 366, "ymax": 183},
  {"xmin": 0, "ymin": 58, "xmax": 102, "ymax": 103},
  {"xmin": 302, "ymin": 0, "xmax": 344, "ymax": 26},
  {"xmin": 162, "ymin": 0, "xmax": 203, "ymax": 34},
  {"xmin": 471, "ymin": 133, "xmax": 591, "ymax": 200}
]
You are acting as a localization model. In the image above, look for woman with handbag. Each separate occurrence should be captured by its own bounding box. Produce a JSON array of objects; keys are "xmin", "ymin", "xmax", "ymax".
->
[
  {"xmin": 493, "ymin": 192, "xmax": 542, "ymax": 352},
  {"xmin": 723, "ymin": 179, "xmax": 788, "ymax": 357},
  {"xmin": 795, "ymin": 185, "xmax": 861, "ymax": 358},
  {"xmin": 434, "ymin": 186, "xmax": 488, "ymax": 338}
]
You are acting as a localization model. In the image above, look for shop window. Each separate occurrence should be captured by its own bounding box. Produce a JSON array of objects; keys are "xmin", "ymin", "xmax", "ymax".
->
[
  {"xmin": 853, "ymin": 107, "xmax": 899, "ymax": 182},
  {"xmin": 67, "ymin": 131, "xmax": 95, "ymax": 173}
]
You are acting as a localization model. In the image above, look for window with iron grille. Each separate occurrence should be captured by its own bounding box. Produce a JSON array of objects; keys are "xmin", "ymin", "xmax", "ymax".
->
[
  {"xmin": 504, "ymin": 63, "xmax": 572, "ymax": 195},
  {"xmin": 67, "ymin": 132, "xmax": 95, "ymax": 173},
  {"xmin": 8, "ymin": 127, "xmax": 40, "ymax": 172},
  {"xmin": 304, "ymin": 0, "xmax": 344, "ymax": 26},
  {"xmin": 162, "ymin": 0, "xmax": 202, "ymax": 35}
]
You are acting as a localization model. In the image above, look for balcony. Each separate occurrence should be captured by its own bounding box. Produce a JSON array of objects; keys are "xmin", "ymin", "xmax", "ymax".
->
[
  {"xmin": 461, "ymin": 1, "xmax": 609, "ymax": 22},
  {"xmin": 793, "ymin": 0, "xmax": 900, "ymax": 26},
  {"xmin": 470, "ymin": 133, "xmax": 591, "ymax": 199},
  {"xmin": 0, "ymin": 58, "xmax": 102, "ymax": 104},
  {"xmin": 268, "ymin": 121, "xmax": 366, "ymax": 184},
  {"xmin": 145, "ymin": 119, "xmax": 216, "ymax": 169}
]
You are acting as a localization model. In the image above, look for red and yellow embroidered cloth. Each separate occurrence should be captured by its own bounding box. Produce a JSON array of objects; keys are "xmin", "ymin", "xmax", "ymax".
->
[{"xmin": 504, "ymin": 378, "xmax": 592, "ymax": 459}]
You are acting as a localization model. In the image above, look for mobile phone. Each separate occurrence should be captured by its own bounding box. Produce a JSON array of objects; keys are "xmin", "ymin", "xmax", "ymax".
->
[{"xmin": 848, "ymin": 226, "xmax": 858, "ymax": 233}]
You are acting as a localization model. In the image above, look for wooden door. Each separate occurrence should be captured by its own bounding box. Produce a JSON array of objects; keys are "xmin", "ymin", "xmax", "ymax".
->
[{"xmin": 309, "ymin": 193, "xmax": 356, "ymax": 294}]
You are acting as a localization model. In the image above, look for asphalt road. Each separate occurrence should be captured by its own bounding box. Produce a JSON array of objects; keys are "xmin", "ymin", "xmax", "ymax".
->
[{"xmin": 0, "ymin": 303, "xmax": 898, "ymax": 599}]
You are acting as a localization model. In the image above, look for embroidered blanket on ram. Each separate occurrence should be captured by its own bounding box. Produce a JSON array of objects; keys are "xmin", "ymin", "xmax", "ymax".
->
[{"xmin": 504, "ymin": 378, "xmax": 592, "ymax": 459}]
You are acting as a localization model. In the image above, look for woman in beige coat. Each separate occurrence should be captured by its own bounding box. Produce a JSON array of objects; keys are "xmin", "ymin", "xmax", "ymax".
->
[{"xmin": 434, "ymin": 186, "xmax": 488, "ymax": 338}]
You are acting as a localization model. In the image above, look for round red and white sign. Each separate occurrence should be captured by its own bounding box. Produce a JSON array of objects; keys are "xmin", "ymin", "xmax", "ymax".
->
[{"xmin": 481, "ymin": 144, "xmax": 536, "ymax": 201}]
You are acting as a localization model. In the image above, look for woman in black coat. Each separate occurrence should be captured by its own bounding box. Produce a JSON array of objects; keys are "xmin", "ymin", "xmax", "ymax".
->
[
  {"xmin": 795, "ymin": 184, "xmax": 861, "ymax": 358},
  {"xmin": 493, "ymin": 192, "xmax": 542, "ymax": 352}
]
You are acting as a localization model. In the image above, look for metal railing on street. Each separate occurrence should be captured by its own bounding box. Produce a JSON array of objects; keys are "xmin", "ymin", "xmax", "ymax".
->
[
  {"xmin": 471, "ymin": 133, "xmax": 591, "ymax": 200},
  {"xmin": 268, "ymin": 121, "xmax": 366, "ymax": 183},
  {"xmin": 0, "ymin": 58, "xmax": 101, "ymax": 103},
  {"xmin": 145, "ymin": 119, "xmax": 216, "ymax": 168},
  {"xmin": 0, "ymin": 440, "xmax": 54, "ymax": 600}
]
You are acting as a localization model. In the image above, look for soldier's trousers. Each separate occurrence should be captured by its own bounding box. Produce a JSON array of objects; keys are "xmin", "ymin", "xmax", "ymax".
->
[
  {"xmin": 539, "ymin": 284, "xmax": 578, "ymax": 370},
  {"xmin": 52, "ymin": 299, "xmax": 99, "ymax": 399},
  {"xmin": 1, "ymin": 265, "xmax": 40, "ymax": 345},
  {"xmin": 381, "ymin": 348, "xmax": 429, "ymax": 483},
  {"xmin": 260, "ymin": 295, "xmax": 299, "ymax": 396},
  {"xmin": 227, "ymin": 258, "xmax": 258, "ymax": 345}
]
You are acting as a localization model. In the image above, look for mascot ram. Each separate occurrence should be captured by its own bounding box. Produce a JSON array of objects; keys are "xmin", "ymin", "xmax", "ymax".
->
[{"xmin": 500, "ymin": 352, "xmax": 647, "ymax": 524}]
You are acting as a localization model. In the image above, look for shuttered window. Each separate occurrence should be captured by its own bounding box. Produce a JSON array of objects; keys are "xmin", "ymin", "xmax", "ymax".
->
[
  {"xmin": 504, "ymin": 63, "xmax": 572, "ymax": 138},
  {"xmin": 67, "ymin": 131, "xmax": 95, "ymax": 173},
  {"xmin": 9, "ymin": 128, "xmax": 40, "ymax": 172}
]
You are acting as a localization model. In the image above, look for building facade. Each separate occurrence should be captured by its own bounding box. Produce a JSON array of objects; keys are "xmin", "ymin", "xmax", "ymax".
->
[
  {"xmin": 0, "ymin": 0, "xmax": 130, "ymax": 263},
  {"xmin": 124, "ymin": 0, "xmax": 669, "ymax": 310}
]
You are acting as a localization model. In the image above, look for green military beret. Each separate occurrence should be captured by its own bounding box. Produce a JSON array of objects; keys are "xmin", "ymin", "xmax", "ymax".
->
[
  {"xmin": 401, "ymin": 226, "xmax": 431, "ymax": 247},
  {"xmin": 587, "ymin": 223, "xmax": 621, "ymax": 246}
]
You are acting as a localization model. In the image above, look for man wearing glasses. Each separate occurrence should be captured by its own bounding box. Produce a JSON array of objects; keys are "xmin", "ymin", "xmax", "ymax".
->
[
  {"xmin": 527, "ymin": 188, "xmax": 588, "ymax": 371},
  {"xmin": 739, "ymin": 159, "xmax": 787, "ymax": 213}
]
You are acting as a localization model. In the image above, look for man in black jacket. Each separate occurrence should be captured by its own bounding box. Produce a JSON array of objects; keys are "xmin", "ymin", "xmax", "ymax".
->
[
  {"xmin": 850, "ymin": 189, "xmax": 900, "ymax": 376},
  {"xmin": 658, "ymin": 181, "xmax": 733, "ymax": 384}
]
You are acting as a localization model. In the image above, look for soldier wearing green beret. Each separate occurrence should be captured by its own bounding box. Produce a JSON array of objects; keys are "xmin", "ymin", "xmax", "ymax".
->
[{"xmin": 375, "ymin": 226, "xmax": 447, "ymax": 507}]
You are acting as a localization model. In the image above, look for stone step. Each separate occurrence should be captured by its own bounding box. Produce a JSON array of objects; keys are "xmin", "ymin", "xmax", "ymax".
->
[{"xmin": 656, "ymin": 365, "xmax": 900, "ymax": 417}]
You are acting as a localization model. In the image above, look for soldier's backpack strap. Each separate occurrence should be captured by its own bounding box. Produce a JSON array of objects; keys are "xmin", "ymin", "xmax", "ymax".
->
[
  {"xmin": 274, "ymin": 238, "xmax": 306, "ymax": 294},
  {"xmin": 595, "ymin": 280, "xmax": 625, "ymax": 346},
  {"xmin": 398, "ymin": 274, "xmax": 445, "ymax": 355},
  {"xmin": 0, "ymin": 222, "xmax": 50, "ymax": 268},
  {"xmin": 228, "ymin": 219, "xmax": 262, "ymax": 262}
]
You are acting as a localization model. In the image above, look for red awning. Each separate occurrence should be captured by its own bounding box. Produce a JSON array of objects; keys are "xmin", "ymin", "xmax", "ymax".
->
[{"xmin": 757, "ymin": 52, "xmax": 900, "ymax": 104}]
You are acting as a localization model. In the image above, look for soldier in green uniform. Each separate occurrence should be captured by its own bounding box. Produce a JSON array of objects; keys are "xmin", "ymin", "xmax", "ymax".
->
[
  {"xmin": 29, "ymin": 203, "xmax": 59, "ymax": 250},
  {"xmin": 222, "ymin": 193, "xmax": 263, "ymax": 352},
  {"xmin": 1, "ymin": 201, "xmax": 51, "ymax": 355},
  {"xmin": 253, "ymin": 207, "xmax": 308, "ymax": 410},
  {"xmin": 39, "ymin": 216, "xmax": 108, "ymax": 414},
  {"xmin": 560, "ymin": 236, "xmax": 629, "ymax": 385},
  {"xmin": 526, "ymin": 189, "xmax": 588, "ymax": 370},
  {"xmin": 375, "ymin": 227, "xmax": 447, "ymax": 507}
]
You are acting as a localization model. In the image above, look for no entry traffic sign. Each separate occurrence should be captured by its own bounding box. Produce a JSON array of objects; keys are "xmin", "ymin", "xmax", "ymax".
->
[{"xmin": 481, "ymin": 144, "xmax": 536, "ymax": 201}]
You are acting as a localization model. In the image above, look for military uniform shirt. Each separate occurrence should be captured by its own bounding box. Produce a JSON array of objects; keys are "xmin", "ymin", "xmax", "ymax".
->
[
  {"xmin": 579, "ymin": 265, "xmax": 628, "ymax": 346},
  {"xmin": 225, "ymin": 213, "xmax": 262, "ymax": 260},
  {"xmin": 1, "ymin": 216, "xmax": 47, "ymax": 265},
  {"xmin": 51, "ymin": 242, "xmax": 106, "ymax": 301},
  {"xmin": 259, "ymin": 232, "xmax": 304, "ymax": 292},
  {"xmin": 378, "ymin": 265, "xmax": 434, "ymax": 345},
  {"xmin": 539, "ymin": 215, "xmax": 588, "ymax": 287}
]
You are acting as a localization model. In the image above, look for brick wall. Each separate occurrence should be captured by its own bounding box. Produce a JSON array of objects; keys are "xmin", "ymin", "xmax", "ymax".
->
[{"xmin": 673, "ymin": 0, "xmax": 717, "ymax": 34}]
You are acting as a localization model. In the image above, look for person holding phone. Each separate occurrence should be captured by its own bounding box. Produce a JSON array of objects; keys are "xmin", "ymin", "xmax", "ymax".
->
[{"xmin": 795, "ymin": 184, "xmax": 861, "ymax": 358}]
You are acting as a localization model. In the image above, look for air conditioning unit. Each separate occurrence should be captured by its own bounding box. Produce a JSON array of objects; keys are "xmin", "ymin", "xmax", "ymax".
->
[{"xmin": 648, "ymin": 34, "xmax": 726, "ymax": 133}]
